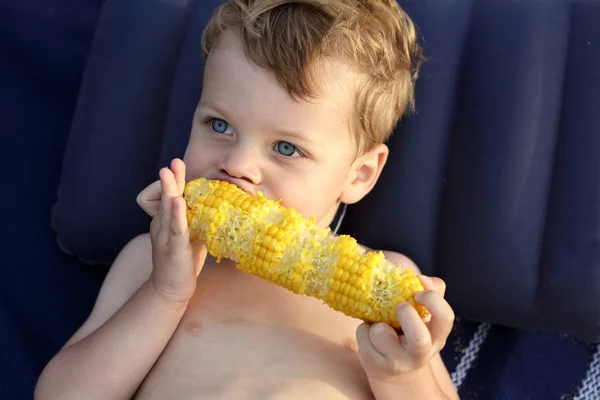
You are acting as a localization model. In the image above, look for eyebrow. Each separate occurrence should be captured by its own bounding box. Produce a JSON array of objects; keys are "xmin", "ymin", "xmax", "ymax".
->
[
  {"xmin": 198, "ymin": 100, "xmax": 319, "ymax": 147},
  {"xmin": 198, "ymin": 100, "xmax": 230, "ymax": 120},
  {"xmin": 275, "ymin": 128, "xmax": 317, "ymax": 146}
]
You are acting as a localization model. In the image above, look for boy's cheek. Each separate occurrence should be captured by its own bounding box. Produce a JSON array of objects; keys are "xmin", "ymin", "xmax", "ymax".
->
[{"xmin": 183, "ymin": 146, "xmax": 215, "ymax": 178}]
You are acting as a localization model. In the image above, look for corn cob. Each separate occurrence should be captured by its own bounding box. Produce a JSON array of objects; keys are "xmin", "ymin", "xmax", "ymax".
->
[{"xmin": 184, "ymin": 178, "xmax": 427, "ymax": 328}]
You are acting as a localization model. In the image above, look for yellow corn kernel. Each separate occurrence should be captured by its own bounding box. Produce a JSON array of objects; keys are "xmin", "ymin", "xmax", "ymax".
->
[{"xmin": 184, "ymin": 178, "xmax": 428, "ymax": 328}]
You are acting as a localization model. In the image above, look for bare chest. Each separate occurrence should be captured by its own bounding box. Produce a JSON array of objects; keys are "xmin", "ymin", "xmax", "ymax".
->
[{"xmin": 134, "ymin": 264, "xmax": 374, "ymax": 400}]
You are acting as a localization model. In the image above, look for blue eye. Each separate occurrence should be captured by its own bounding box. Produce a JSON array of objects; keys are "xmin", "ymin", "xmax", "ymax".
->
[
  {"xmin": 275, "ymin": 141, "xmax": 300, "ymax": 157},
  {"xmin": 210, "ymin": 118, "xmax": 233, "ymax": 135}
]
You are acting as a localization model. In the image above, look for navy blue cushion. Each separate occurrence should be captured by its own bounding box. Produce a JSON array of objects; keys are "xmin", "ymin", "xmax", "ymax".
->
[
  {"xmin": 345, "ymin": 0, "xmax": 600, "ymax": 339},
  {"xmin": 51, "ymin": 0, "xmax": 202, "ymax": 264},
  {"xmin": 5, "ymin": 1, "xmax": 600, "ymax": 399},
  {"xmin": 1, "ymin": 0, "xmax": 109, "ymax": 398},
  {"xmin": 52, "ymin": 0, "xmax": 600, "ymax": 342}
]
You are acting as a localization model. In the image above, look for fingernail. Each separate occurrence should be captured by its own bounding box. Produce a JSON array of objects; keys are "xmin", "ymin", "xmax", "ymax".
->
[
  {"xmin": 373, "ymin": 323, "xmax": 395, "ymax": 338},
  {"xmin": 420, "ymin": 275, "xmax": 433, "ymax": 287}
]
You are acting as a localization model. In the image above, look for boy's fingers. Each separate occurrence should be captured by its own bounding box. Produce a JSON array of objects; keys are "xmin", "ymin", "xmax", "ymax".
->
[
  {"xmin": 158, "ymin": 199, "xmax": 172, "ymax": 247},
  {"xmin": 395, "ymin": 302, "xmax": 432, "ymax": 359},
  {"xmin": 171, "ymin": 158, "xmax": 186, "ymax": 196},
  {"xmin": 137, "ymin": 180, "xmax": 162, "ymax": 217},
  {"xmin": 368, "ymin": 323, "xmax": 405, "ymax": 362},
  {"xmin": 159, "ymin": 184, "xmax": 173, "ymax": 220},
  {"xmin": 169, "ymin": 196, "xmax": 190, "ymax": 249},
  {"xmin": 150, "ymin": 212, "xmax": 161, "ymax": 239},
  {"xmin": 138, "ymin": 180, "xmax": 162, "ymax": 201},
  {"xmin": 158, "ymin": 169, "xmax": 177, "ymax": 246},
  {"xmin": 158, "ymin": 166, "xmax": 190, "ymax": 252},
  {"xmin": 159, "ymin": 167, "xmax": 178, "ymax": 197},
  {"xmin": 415, "ymin": 290, "xmax": 454, "ymax": 351},
  {"xmin": 356, "ymin": 323, "xmax": 387, "ymax": 369},
  {"xmin": 419, "ymin": 275, "xmax": 446, "ymax": 297},
  {"xmin": 431, "ymin": 277, "xmax": 446, "ymax": 297}
]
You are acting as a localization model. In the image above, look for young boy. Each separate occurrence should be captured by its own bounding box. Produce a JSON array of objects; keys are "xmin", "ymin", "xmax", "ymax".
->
[{"xmin": 36, "ymin": 0, "xmax": 458, "ymax": 399}]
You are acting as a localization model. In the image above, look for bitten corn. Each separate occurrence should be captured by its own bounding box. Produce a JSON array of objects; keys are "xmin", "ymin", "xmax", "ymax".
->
[{"xmin": 184, "ymin": 178, "xmax": 427, "ymax": 328}]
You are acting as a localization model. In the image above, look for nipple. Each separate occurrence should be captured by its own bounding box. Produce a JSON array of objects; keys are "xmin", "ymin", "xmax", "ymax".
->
[
  {"xmin": 342, "ymin": 338, "xmax": 358, "ymax": 353},
  {"xmin": 184, "ymin": 320, "xmax": 203, "ymax": 335}
]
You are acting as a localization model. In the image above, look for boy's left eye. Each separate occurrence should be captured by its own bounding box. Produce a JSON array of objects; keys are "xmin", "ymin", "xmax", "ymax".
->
[{"xmin": 274, "ymin": 141, "xmax": 301, "ymax": 157}]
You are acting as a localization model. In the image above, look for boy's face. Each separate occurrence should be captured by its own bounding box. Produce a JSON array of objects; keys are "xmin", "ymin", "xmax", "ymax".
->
[{"xmin": 184, "ymin": 30, "xmax": 387, "ymax": 228}]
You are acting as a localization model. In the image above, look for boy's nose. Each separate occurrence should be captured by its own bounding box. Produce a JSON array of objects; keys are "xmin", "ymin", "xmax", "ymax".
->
[{"xmin": 217, "ymin": 146, "xmax": 260, "ymax": 185}]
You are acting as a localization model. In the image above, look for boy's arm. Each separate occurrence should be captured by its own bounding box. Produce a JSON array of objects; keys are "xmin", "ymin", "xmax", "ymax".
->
[
  {"xmin": 36, "ymin": 160, "xmax": 204, "ymax": 400},
  {"xmin": 35, "ymin": 234, "xmax": 187, "ymax": 400},
  {"xmin": 368, "ymin": 366, "xmax": 452, "ymax": 400}
]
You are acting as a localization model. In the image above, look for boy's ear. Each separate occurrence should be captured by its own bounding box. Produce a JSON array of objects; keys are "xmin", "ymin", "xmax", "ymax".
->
[{"xmin": 340, "ymin": 143, "xmax": 389, "ymax": 205}]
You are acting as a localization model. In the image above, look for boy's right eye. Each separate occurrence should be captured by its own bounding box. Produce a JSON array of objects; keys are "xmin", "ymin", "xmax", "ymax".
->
[{"xmin": 207, "ymin": 117, "xmax": 233, "ymax": 135}]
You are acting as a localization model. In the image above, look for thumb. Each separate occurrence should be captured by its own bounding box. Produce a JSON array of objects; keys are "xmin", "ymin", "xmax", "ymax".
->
[{"xmin": 136, "ymin": 180, "xmax": 162, "ymax": 217}]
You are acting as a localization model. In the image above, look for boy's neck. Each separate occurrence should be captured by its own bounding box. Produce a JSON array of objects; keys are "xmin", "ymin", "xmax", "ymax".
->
[{"xmin": 328, "ymin": 203, "xmax": 347, "ymax": 235}]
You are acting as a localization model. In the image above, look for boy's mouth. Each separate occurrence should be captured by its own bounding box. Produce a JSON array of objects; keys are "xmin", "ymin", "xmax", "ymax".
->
[{"xmin": 209, "ymin": 175, "xmax": 254, "ymax": 195}]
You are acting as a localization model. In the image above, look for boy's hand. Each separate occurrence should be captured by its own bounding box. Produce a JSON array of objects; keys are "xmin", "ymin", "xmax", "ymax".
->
[
  {"xmin": 137, "ymin": 158, "xmax": 206, "ymax": 306},
  {"xmin": 356, "ymin": 276, "xmax": 454, "ymax": 380}
]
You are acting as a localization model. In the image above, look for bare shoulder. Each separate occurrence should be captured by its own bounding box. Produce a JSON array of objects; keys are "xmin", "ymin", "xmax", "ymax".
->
[
  {"xmin": 361, "ymin": 244, "xmax": 422, "ymax": 275},
  {"xmin": 64, "ymin": 233, "xmax": 153, "ymax": 347},
  {"xmin": 380, "ymin": 250, "xmax": 421, "ymax": 275},
  {"xmin": 96, "ymin": 233, "xmax": 154, "ymax": 300}
]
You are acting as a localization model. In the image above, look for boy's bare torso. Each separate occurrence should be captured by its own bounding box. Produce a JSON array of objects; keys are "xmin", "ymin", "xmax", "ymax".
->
[{"xmin": 132, "ymin": 235, "xmax": 374, "ymax": 400}]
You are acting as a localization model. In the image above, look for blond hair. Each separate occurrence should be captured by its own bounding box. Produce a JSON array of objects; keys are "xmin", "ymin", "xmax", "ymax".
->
[{"xmin": 202, "ymin": 0, "xmax": 424, "ymax": 152}]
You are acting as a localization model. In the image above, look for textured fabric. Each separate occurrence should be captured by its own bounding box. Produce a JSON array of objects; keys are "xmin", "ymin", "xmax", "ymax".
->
[
  {"xmin": 2, "ymin": 0, "xmax": 600, "ymax": 399},
  {"xmin": 440, "ymin": 322, "xmax": 600, "ymax": 400}
]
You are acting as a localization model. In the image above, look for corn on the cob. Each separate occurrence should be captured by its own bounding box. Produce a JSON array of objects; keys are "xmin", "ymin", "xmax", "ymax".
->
[{"xmin": 184, "ymin": 178, "xmax": 427, "ymax": 328}]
